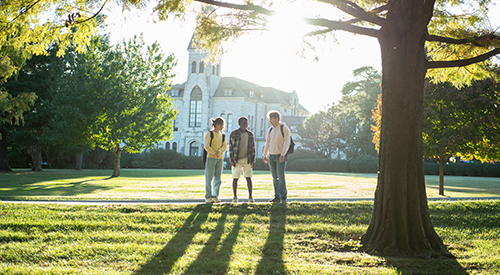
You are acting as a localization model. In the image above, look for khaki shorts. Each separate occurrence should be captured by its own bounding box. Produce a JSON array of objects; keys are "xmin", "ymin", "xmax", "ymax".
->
[{"xmin": 231, "ymin": 158, "xmax": 253, "ymax": 179}]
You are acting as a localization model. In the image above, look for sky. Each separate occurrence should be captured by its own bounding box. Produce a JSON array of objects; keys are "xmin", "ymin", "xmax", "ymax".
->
[{"xmin": 104, "ymin": 2, "xmax": 500, "ymax": 115}]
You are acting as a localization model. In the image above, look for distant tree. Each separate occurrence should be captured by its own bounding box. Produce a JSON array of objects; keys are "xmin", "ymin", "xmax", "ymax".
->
[
  {"xmin": 49, "ymin": 35, "xmax": 178, "ymax": 177},
  {"xmin": 0, "ymin": 89, "xmax": 36, "ymax": 170},
  {"xmin": 339, "ymin": 66, "xmax": 381, "ymax": 158},
  {"xmin": 373, "ymin": 75, "xmax": 500, "ymax": 195},
  {"xmin": 2, "ymin": 47, "xmax": 66, "ymax": 171},
  {"xmin": 423, "ymin": 77, "xmax": 500, "ymax": 195},
  {"xmin": 298, "ymin": 103, "xmax": 356, "ymax": 159}
]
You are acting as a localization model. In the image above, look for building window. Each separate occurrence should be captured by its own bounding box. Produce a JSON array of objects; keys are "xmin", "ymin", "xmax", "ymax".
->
[
  {"xmin": 165, "ymin": 142, "xmax": 170, "ymax": 150},
  {"xmin": 189, "ymin": 141, "xmax": 199, "ymax": 156},
  {"xmin": 171, "ymin": 89, "xmax": 178, "ymax": 97},
  {"xmin": 224, "ymin": 89, "xmax": 232, "ymax": 96},
  {"xmin": 189, "ymin": 86, "xmax": 202, "ymax": 127},
  {"xmin": 227, "ymin": 113, "xmax": 233, "ymax": 131},
  {"xmin": 217, "ymin": 64, "xmax": 220, "ymax": 76},
  {"xmin": 173, "ymin": 120, "xmax": 178, "ymax": 131},
  {"xmin": 191, "ymin": 61, "xmax": 196, "ymax": 74},
  {"xmin": 172, "ymin": 142, "xmax": 177, "ymax": 152},
  {"xmin": 212, "ymin": 66, "xmax": 215, "ymax": 75},
  {"xmin": 261, "ymin": 118, "xmax": 264, "ymax": 136},
  {"xmin": 199, "ymin": 61, "xmax": 204, "ymax": 73},
  {"xmin": 249, "ymin": 91, "xmax": 254, "ymax": 98}
]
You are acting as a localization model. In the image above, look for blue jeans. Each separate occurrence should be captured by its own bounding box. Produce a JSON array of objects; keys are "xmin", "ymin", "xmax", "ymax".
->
[
  {"xmin": 268, "ymin": 154, "xmax": 287, "ymax": 200},
  {"xmin": 205, "ymin": 157, "xmax": 223, "ymax": 199}
]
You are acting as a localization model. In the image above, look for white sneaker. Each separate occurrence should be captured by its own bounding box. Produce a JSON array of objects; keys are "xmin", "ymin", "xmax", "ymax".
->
[
  {"xmin": 206, "ymin": 197, "xmax": 214, "ymax": 203},
  {"xmin": 213, "ymin": 197, "xmax": 221, "ymax": 203},
  {"xmin": 248, "ymin": 197, "xmax": 255, "ymax": 203},
  {"xmin": 232, "ymin": 197, "xmax": 238, "ymax": 203}
]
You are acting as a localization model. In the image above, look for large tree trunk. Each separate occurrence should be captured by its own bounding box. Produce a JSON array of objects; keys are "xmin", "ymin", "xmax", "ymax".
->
[
  {"xmin": 439, "ymin": 158, "xmax": 446, "ymax": 196},
  {"xmin": 361, "ymin": 1, "xmax": 445, "ymax": 255},
  {"xmin": 111, "ymin": 144, "xmax": 122, "ymax": 177},
  {"xmin": 0, "ymin": 125, "xmax": 11, "ymax": 171},
  {"xmin": 30, "ymin": 145, "xmax": 43, "ymax": 172},
  {"xmin": 75, "ymin": 151, "xmax": 84, "ymax": 171}
]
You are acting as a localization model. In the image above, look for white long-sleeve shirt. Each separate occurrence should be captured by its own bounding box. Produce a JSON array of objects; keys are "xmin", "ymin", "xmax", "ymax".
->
[{"xmin": 263, "ymin": 122, "xmax": 291, "ymax": 157}]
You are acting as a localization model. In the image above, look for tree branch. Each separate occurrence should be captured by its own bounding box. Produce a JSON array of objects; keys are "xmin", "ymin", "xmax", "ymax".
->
[
  {"xmin": 315, "ymin": 0, "xmax": 387, "ymax": 27},
  {"xmin": 305, "ymin": 18, "xmax": 380, "ymax": 38},
  {"xmin": 193, "ymin": 0, "xmax": 276, "ymax": 16},
  {"xmin": 427, "ymin": 33, "xmax": 500, "ymax": 47},
  {"xmin": 427, "ymin": 48, "xmax": 500, "ymax": 69}
]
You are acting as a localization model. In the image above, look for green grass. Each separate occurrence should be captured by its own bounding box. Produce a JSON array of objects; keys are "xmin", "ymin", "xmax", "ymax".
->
[
  {"xmin": 1, "ymin": 169, "xmax": 499, "ymax": 201},
  {"xmin": 0, "ymin": 200, "xmax": 499, "ymax": 274}
]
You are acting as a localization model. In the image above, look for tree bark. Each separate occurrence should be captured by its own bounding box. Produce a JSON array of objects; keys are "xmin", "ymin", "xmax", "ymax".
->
[
  {"xmin": 30, "ymin": 145, "xmax": 43, "ymax": 172},
  {"xmin": 111, "ymin": 144, "xmax": 122, "ymax": 177},
  {"xmin": 0, "ymin": 125, "xmax": 11, "ymax": 171},
  {"xmin": 75, "ymin": 151, "xmax": 84, "ymax": 171},
  {"xmin": 439, "ymin": 158, "xmax": 445, "ymax": 196},
  {"xmin": 361, "ymin": 1, "xmax": 445, "ymax": 255}
]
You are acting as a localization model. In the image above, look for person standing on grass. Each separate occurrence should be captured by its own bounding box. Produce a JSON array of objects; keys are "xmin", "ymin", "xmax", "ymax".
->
[
  {"xmin": 229, "ymin": 116, "xmax": 256, "ymax": 203},
  {"xmin": 204, "ymin": 117, "xmax": 227, "ymax": 203},
  {"xmin": 263, "ymin": 110, "xmax": 291, "ymax": 203}
]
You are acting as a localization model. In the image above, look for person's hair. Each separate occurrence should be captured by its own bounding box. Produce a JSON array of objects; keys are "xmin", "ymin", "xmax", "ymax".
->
[
  {"xmin": 238, "ymin": 116, "xmax": 248, "ymax": 125},
  {"xmin": 210, "ymin": 117, "xmax": 226, "ymax": 130},
  {"xmin": 267, "ymin": 110, "xmax": 280, "ymax": 120}
]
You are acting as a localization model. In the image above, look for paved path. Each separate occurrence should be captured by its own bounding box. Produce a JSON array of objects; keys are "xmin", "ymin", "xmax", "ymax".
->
[{"xmin": 1, "ymin": 197, "xmax": 499, "ymax": 205}]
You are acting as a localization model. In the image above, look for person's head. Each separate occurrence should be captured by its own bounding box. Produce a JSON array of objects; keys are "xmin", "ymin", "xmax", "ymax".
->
[
  {"xmin": 238, "ymin": 116, "xmax": 249, "ymax": 131},
  {"xmin": 210, "ymin": 117, "xmax": 226, "ymax": 131},
  {"xmin": 267, "ymin": 111, "xmax": 280, "ymax": 127}
]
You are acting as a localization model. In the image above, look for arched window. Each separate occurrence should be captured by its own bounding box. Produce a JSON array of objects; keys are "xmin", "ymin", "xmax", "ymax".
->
[
  {"xmin": 189, "ymin": 141, "xmax": 199, "ymax": 156},
  {"xmin": 191, "ymin": 61, "xmax": 197, "ymax": 74},
  {"xmin": 172, "ymin": 142, "xmax": 177, "ymax": 152},
  {"xmin": 212, "ymin": 65, "xmax": 215, "ymax": 75},
  {"xmin": 217, "ymin": 64, "xmax": 220, "ymax": 76},
  {"xmin": 199, "ymin": 61, "xmax": 204, "ymax": 73},
  {"xmin": 165, "ymin": 142, "xmax": 170, "ymax": 150},
  {"xmin": 189, "ymin": 87, "xmax": 202, "ymax": 127}
]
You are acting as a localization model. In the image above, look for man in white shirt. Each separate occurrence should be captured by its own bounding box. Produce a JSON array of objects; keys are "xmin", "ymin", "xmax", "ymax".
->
[{"xmin": 263, "ymin": 110, "xmax": 291, "ymax": 203}]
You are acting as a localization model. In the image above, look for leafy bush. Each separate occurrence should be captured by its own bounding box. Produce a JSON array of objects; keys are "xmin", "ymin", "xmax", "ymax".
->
[{"xmin": 349, "ymin": 160, "xmax": 377, "ymax": 173}]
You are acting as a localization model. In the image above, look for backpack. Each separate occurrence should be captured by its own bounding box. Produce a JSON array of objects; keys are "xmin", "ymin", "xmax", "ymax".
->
[
  {"xmin": 203, "ymin": 131, "xmax": 225, "ymax": 166},
  {"xmin": 268, "ymin": 124, "xmax": 295, "ymax": 155}
]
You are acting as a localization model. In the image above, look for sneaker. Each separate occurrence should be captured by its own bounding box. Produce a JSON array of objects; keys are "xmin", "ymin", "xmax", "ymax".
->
[
  {"xmin": 213, "ymin": 197, "xmax": 221, "ymax": 203},
  {"xmin": 248, "ymin": 197, "xmax": 255, "ymax": 203},
  {"xmin": 232, "ymin": 197, "xmax": 238, "ymax": 203},
  {"xmin": 206, "ymin": 197, "xmax": 214, "ymax": 203},
  {"xmin": 269, "ymin": 197, "xmax": 280, "ymax": 203}
]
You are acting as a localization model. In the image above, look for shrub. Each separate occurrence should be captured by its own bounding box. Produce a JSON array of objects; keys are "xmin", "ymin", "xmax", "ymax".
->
[{"xmin": 349, "ymin": 160, "xmax": 378, "ymax": 173}]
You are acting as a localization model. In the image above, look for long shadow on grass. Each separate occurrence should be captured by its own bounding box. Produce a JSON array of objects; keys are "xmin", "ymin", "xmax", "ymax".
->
[
  {"xmin": 182, "ymin": 203, "xmax": 248, "ymax": 274},
  {"xmin": 255, "ymin": 203, "xmax": 288, "ymax": 274},
  {"xmin": 135, "ymin": 204, "xmax": 213, "ymax": 274}
]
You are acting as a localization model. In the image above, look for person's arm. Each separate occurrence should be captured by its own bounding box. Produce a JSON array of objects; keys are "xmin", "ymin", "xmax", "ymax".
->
[
  {"xmin": 262, "ymin": 128, "xmax": 271, "ymax": 163},
  {"xmin": 204, "ymin": 132, "xmax": 216, "ymax": 155}
]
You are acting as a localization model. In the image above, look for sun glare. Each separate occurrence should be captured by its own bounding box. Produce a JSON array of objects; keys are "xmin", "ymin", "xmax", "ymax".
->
[{"xmin": 265, "ymin": 6, "xmax": 311, "ymax": 48}]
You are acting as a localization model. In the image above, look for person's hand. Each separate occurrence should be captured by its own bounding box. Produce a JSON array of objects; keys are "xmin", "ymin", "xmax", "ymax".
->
[
  {"xmin": 263, "ymin": 156, "xmax": 268, "ymax": 164},
  {"xmin": 251, "ymin": 162, "xmax": 255, "ymax": 168},
  {"xmin": 231, "ymin": 161, "xmax": 235, "ymax": 167},
  {"xmin": 214, "ymin": 151, "xmax": 220, "ymax": 158},
  {"xmin": 279, "ymin": 155, "xmax": 285, "ymax": 163}
]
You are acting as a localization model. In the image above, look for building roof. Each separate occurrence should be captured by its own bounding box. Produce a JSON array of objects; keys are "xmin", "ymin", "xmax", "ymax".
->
[
  {"xmin": 214, "ymin": 77, "xmax": 309, "ymax": 113},
  {"xmin": 167, "ymin": 77, "xmax": 308, "ymax": 114}
]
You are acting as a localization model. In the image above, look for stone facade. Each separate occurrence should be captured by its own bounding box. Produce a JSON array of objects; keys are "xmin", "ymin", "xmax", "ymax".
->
[{"xmin": 161, "ymin": 36, "xmax": 309, "ymax": 158}]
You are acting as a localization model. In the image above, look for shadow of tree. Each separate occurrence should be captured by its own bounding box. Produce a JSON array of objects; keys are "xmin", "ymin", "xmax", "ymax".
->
[
  {"xmin": 255, "ymin": 203, "xmax": 288, "ymax": 274},
  {"xmin": 135, "ymin": 204, "xmax": 213, "ymax": 274},
  {"xmin": 182, "ymin": 203, "xmax": 248, "ymax": 274},
  {"xmin": 383, "ymin": 252, "xmax": 468, "ymax": 274}
]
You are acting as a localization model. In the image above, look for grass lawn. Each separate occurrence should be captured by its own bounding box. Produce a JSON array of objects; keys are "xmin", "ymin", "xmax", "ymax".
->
[
  {"xmin": 1, "ymin": 169, "xmax": 499, "ymax": 201},
  {"xmin": 0, "ymin": 200, "xmax": 499, "ymax": 274},
  {"xmin": 1, "ymin": 169, "xmax": 499, "ymax": 274}
]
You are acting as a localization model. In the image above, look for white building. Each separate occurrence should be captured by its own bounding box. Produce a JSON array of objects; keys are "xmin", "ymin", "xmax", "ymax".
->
[{"xmin": 162, "ymin": 36, "xmax": 309, "ymax": 158}]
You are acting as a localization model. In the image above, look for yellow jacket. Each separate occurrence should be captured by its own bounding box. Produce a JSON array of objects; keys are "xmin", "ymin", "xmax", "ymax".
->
[{"xmin": 204, "ymin": 131, "xmax": 227, "ymax": 159}]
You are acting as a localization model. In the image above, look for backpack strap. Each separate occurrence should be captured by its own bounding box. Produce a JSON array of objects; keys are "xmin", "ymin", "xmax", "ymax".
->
[{"xmin": 209, "ymin": 131, "xmax": 214, "ymax": 146}]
